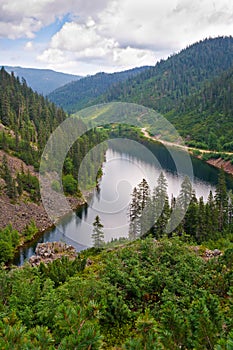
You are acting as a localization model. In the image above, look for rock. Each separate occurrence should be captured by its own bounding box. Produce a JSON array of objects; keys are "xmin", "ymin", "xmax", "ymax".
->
[
  {"xmin": 86, "ymin": 258, "xmax": 94, "ymax": 267},
  {"xmin": 29, "ymin": 241, "xmax": 77, "ymax": 266},
  {"xmin": 213, "ymin": 249, "xmax": 221, "ymax": 256}
]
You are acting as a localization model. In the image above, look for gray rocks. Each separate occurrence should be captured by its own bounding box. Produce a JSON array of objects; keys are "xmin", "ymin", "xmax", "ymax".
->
[{"xmin": 29, "ymin": 241, "xmax": 77, "ymax": 266}]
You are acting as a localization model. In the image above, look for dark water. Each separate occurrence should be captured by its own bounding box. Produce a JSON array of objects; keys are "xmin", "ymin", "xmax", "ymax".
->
[{"xmin": 14, "ymin": 139, "xmax": 233, "ymax": 265}]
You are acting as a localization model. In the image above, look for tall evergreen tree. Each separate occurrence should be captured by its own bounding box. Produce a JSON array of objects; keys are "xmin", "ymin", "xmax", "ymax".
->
[
  {"xmin": 129, "ymin": 187, "xmax": 141, "ymax": 240},
  {"xmin": 215, "ymin": 169, "xmax": 229, "ymax": 231},
  {"xmin": 92, "ymin": 215, "xmax": 104, "ymax": 248},
  {"xmin": 178, "ymin": 176, "xmax": 193, "ymax": 212},
  {"xmin": 184, "ymin": 191, "xmax": 198, "ymax": 239},
  {"xmin": 152, "ymin": 172, "xmax": 170, "ymax": 238}
]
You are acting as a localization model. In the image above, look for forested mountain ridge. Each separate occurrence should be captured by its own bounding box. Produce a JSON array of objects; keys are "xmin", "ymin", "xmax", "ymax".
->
[
  {"xmin": 98, "ymin": 37, "xmax": 233, "ymax": 114},
  {"xmin": 48, "ymin": 66, "xmax": 151, "ymax": 113},
  {"xmin": 4, "ymin": 66, "xmax": 81, "ymax": 95},
  {"xmin": 167, "ymin": 65, "xmax": 233, "ymax": 150},
  {"xmin": 0, "ymin": 67, "xmax": 107, "ymax": 261}
]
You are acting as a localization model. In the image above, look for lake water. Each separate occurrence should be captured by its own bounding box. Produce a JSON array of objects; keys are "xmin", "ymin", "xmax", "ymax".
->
[{"xmin": 14, "ymin": 138, "xmax": 233, "ymax": 265}]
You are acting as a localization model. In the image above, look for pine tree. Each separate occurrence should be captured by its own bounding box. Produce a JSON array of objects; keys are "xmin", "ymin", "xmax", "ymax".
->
[
  {"xmin": 205, "ymin": 190, "xmax": 218, "ymax": 239},
  {"xmin": 152, "ymin": 172, "xmax": 170, "ymax": 238},
  {"xmin": 184, "ymin": 191, "xmax": 198, "ymax": 239},
  {"xmin": 138, "ymin": 178, "xmax": 151, "ymax": 237},
  {"xmin": 179, "ymin": 176, "xmax": 193, "ymax": 212},
  {"xmin": 129, "ymin": 187, "xmax": 141, "ymax": 240},
  {"xmin": 92, "ymin": 215, "xmax": 104, "ymax": 248},
  {"xmin": 215, "ymin": 169, "xmax": 229, "ymax": 231},
  {"xmin": 197, "ymin": 196, "xmax": 206, "ymax": 242}
]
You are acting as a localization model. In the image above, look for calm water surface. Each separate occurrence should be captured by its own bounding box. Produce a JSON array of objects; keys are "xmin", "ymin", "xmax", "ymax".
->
[{"xmin": 15, "ymin": 139, "xmax": 233, "ymax": 265}]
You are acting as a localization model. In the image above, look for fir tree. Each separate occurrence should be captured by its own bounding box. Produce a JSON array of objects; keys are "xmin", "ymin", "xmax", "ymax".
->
[
  {"xmin": 215, "ymin": 168, "xmax": 228, "ymax": 231},
  {"xmin": 152, "ymin": 172, "xmax": 170, "ymax": 238},
  {"xmin": 129, "ymin": 187, "xmax": 141, "ymax": 240},
  {"xmin": 92, "ymin": 215, "xmax": 104, "ymax": 248}
]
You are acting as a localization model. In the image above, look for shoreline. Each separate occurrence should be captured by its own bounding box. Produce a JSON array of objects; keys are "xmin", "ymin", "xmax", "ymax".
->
[
  {"xmin": 141, "ymin": 128, "xmax": 233, "ymax": 177},
  {"xmin": 12, "ymin": 190, "xmax": 93, "ymax": 263}
]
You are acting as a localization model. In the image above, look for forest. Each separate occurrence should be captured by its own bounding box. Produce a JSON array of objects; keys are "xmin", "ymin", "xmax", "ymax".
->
[
  {"xmin": 0, "ymin": 68, "xmax": 108, "ymax": 261},
  {"xmin": 0, "ymin": 67, "xmax": 108, "ymax": 192},
  {"xmin": 128, "ymin": 170, "xmax": 233, "ymax": 244},
  {"xmin": 1, "ymin": 38, "xmax": 233, "ymax": 348},
  {"xmin": 49, "ymin": 37, "xmax": 233, "ymax": 152},
  {"xmin": 48, "ymin": 66, "xmax": 150, "ymax": 114}
]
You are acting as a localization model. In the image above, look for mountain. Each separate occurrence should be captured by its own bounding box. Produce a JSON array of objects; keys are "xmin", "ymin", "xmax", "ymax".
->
[
  {"xmin": 0, "ymin": 67, "xmax": 106, "ymax": 251},
  {"xmin": 48, "ymin": 66, "xmax": 151, "ymax": 113},
  {"xmin": 84, "ymin": 36, "xmax": 233, "ymax": 151},
  {"xmin": 97, "ymin": 37, "xmax": 233, "ymax": 114},
  {"xmin": 4, "ymin": 66, "xmax": 81, "ymax": 95},
  {"xmin": 167, "ymin": 65, "xmax": 233, "ymax": 150}
]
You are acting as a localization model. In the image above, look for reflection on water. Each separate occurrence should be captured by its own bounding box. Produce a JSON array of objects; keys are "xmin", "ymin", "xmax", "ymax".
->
[{"xmin": 14, "ymin": 139, "xmax": 233, "ymax": 266}]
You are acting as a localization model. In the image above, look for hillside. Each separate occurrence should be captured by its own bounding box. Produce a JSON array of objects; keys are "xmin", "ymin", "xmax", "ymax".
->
[
  {"xmin": 4, "ymin": 66, "xmax": 81, "ymax": 95},
  {"xmin": 0, "ymin": 67, "xmax": 107, "ymax": 261},
  {"xmin": 0, "ymin": 236, "xmax": 233, "ymax": 348},
  {"xmin": 48, "ymin": 66, "xmax": 151, "ymax": 113},
  {"xmin": 98, "ymin": 37, "xmax": 233, "ymax": 114},
  {"xmin": 167, "ymin": 65, "xmax": 233, "ymax": 150}
]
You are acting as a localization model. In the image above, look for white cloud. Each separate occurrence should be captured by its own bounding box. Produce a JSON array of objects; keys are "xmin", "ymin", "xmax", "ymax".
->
[
  {"xmin": 38, "ymin": 19, "xmax": 157, "ymax": 70},
  {"xmin": 24, "ymin": 41, "xmax": 33, "ymax": 50},
  {"xmin": 2, "ymin": 0, "xmax": 233, "ymax": 74},
  {"xmin": 36, "ymin": 0, "xmax": 233, "ymax": 74},
  {"xmin": 0, "ymin": 0, "xmax": 109, "ymax": 39},
  {"xmin": 38, "ymin": 48, "xmax": 66, "ymax": 65}
]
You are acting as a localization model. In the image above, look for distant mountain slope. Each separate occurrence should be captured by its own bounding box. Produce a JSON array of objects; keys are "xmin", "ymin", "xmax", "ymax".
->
[
  {"xmin": 4, "ymin": 66, "xmax": 81, "ymax": 95},
  {"xmin": 97, "ymin": 37, "xmax": 233, "ymax": 114},
  {"xmin": 48, "ymin": 66, "xmax": 151, "ymax": 113}
]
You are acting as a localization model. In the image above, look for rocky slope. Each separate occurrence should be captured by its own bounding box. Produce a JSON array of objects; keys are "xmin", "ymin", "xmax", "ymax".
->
[{"xmin": 0, "ymin": 150, "xmax": 85, "ymax": 234}]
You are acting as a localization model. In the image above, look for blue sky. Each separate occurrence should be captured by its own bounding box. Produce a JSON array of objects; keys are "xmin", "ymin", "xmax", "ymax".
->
[{"xmin": 1, "ymin": 0, "xmax": 233, "ymax": 75}]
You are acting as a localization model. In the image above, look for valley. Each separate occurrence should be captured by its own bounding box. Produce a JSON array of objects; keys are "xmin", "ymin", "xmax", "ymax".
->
[{"xmin": 1, "ymin": 36, "xmax": 233, "ymax": 349}]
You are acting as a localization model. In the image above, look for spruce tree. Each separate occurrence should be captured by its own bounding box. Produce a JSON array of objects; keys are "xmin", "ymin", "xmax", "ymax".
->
[
  {"xmin": 215, "ymin": 168, "xmax": 228, "ymax": 231},
  {"xmin": 179, "ymin": 176, "xmax": 193, "ymax": 212},
  {"xmin": 129, "ymin": 187, "xmax": 141, "ymax": 240},
  {"xmin": 152, "ymin": 172, "xmax": 170, "ymax": 238},
  {"xmin": 92, "ymin": 215, "xmax": 104, "ymax": 248},
  {"xmin": 138, "ymin": 178, "xmax": 151, "ymax": 236},
  {"xmin": 184, "ymin": 191, "xmax": 198, "ymax": 239}
]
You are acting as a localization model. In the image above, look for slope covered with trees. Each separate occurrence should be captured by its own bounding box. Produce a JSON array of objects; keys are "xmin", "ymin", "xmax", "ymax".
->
[
  {"xmin": 167, "ymin": 65, "xmax": 233, "ymax": 150},
  {"xmin": 48, "ymin": 66, "xmax": 150, "ymax": 113},
  {"xmin": 99, "ymin": 37, "xmax": 233, "ymax": 113},
  {"xmin": 0, "ymin": 68, "xmax": 107, "ymax": 253}
]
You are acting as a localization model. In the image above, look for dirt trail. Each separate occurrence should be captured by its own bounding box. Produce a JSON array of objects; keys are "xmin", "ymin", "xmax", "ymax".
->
[
  {"xmin": 141, "ymin": 128, "xmax": 233, "ymax": 176},
  {"xmin": 141, "ymin": 128, "xmax": 233, "ymax": 155}
]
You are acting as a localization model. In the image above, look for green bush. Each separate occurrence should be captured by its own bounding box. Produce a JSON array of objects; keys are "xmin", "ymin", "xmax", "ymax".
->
[{"xmin": 62, "ymin": 174, "xmax": 78, "ymax": 195}]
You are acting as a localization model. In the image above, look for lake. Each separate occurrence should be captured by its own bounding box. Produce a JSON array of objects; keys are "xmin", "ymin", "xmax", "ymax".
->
[{"xmin": 14, "ymin": 138, "xmax": 233, "ymax": 265}]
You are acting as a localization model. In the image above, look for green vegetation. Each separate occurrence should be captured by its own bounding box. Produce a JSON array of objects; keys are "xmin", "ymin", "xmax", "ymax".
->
[
  {"xmin": 0, "ymin": 225, "xmax": 19, "ymax": 263},
  {"xmin": 92, "ymin": 215, "xmax": 104, "ymax": 248},
  {"xmin": 0, "ymin": 67, "xmax": 67, "ymax": 166},
  {"xmin": 169, "ymin": 65, "xmax": 233, "ymax": 149},
  {"xmin": 22, "ymin": 221, "xmax": 38, "ymax": 243},
  {"xmin": 62, "ymin": 174, "xmax": 78, "ymax": 195},
  {"xmin": 0, "ymin": 236, "xmax": 232, "ymax": 349},
  {"xmin": 52, "ymin": 36, "xmax": 233, "ymax": 152},
  {"xmin": 48, "ymin": 66, "xmax": 150, "ymax": 113},
  {"xmin": 129, "ymin": 170, "xmax": 233, "ymax": 243},
  {"xmin": 0, "ymin": 68, "xmax": 109, "ymax": 200}
]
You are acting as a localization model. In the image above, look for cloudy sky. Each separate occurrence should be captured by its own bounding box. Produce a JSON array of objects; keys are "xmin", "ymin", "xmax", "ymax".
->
[{"xmin": 1, "ymin": 0, "xmax": 233, "ymax": 75}]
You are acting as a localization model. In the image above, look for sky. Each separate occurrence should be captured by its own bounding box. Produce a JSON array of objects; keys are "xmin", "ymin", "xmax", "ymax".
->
[{"xmin": 1, "ymin": 0, "xmax": 233, "ymax": 76}]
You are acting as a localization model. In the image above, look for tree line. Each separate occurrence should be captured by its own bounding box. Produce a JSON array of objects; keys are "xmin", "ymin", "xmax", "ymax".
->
[{"xmin": 129, "ymin": 170, "xmax": 233, "ymax": 243}]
